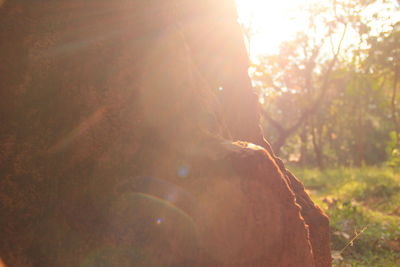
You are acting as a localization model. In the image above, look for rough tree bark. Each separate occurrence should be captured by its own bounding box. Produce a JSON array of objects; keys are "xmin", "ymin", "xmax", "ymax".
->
[
  {"xmin": 0, "ymin": 1, "xmax": 330, "ymax": 266},
  {"xmin": 178, "ymin": 2, "xmax": 331, "ymax": 266}
]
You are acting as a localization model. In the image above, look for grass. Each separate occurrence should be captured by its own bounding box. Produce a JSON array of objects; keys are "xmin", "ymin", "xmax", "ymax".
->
[{"xmin": 290, "ymin": 167, "xmax": 400, "ymax": 267}]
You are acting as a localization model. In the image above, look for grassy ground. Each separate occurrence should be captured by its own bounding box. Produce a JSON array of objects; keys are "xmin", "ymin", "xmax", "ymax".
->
[{"xmin": 290, "ymin": 167, "xmax": 400, "ymax": 267}]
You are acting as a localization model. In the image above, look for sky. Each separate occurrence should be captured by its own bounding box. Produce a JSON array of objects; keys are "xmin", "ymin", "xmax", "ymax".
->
[
  {"xmin": 235, "ymin": 0, "xmax": 318, "ymax": 58},
  {"xmin": 235, "ymin": 0, "xmax": 400, "ymax": 60}
]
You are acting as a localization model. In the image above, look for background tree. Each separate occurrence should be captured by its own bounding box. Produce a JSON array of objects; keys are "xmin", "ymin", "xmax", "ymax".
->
[
  {"xmin": 253, "ymin": 0, "xmax": 353, "ymax": 156},
  {"xmin": 367, "ymin": 21, "xmax": 400, "ymax": 166},
  {"xmin": 252, "ymin": 0, "xmax": 399, "ymax": 168}
]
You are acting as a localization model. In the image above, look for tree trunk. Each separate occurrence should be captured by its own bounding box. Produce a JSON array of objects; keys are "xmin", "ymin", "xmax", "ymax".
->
[
  {"xmin": 0, "ymin": 1, "xmax": 330, "ymax": 266},
  {"xmin": 299, "ymin": 124, "xmax": 309, "ymax": 166},
  {"xmin": 183, "ymin": 3, "xmax": 331, "ymax": 265},
  {"xmin": 272, "ymin": 132, "xmax": 290, "ymax": 156},
  {"xmin": 311, "ymin": 123, "xmax": 324, "ymax": 170},
  {"xmin": 391, "ymin": 66, "xmax": 400, "ymax": 146}
]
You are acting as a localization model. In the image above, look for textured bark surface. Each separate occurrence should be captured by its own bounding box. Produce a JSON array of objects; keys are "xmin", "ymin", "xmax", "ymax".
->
[
  {"xmin": 1, "ymin": 1, "xmax": 329, "ymax": 266},
  {"xmin": 178, "ymin": 2, "xmax": 332, "ymax": 266}
]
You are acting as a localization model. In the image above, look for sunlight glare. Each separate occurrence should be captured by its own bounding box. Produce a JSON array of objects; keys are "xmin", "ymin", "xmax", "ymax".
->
[
  {"xmin": 236, "ymin": 0, "xmax": 400, "ymax": 60},
  {"xmin": 236, "ymin": 0, "xmax": 317, "ymax": 59}
]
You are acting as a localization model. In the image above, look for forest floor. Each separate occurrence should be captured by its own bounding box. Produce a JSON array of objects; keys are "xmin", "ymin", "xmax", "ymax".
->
[{"xmin": 291, "ymin": 167, "xmax": 400, "ymax": 267}]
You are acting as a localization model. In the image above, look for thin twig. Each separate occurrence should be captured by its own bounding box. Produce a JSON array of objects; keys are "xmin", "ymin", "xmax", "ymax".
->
[{"xmin": 339, "ymin": 225, "xmax": 368, "ymax": 254}]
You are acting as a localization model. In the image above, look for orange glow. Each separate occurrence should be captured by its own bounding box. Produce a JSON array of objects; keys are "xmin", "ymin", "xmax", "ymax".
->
[{"xmin": 236, "ymin": 0, "xmax": 317, "ymax": 58}]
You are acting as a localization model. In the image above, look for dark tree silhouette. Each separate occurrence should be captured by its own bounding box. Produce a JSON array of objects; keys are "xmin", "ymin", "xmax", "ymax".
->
[{"xmin": 0, "ymin": 1, "xmax": 330, "ymax": 266}]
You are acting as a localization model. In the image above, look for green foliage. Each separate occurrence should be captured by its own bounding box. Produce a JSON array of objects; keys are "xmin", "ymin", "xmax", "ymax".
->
[
  {"xmin": 386, "ymin": 131, "xmax": 400, "ymax": 169},
  {"xmin": 291, "ymin": 167, "xmax": 400, "ymax": 266},
  {"xmin": 252, "ymin": 0, "xmax": 399, "ymax": 167}
]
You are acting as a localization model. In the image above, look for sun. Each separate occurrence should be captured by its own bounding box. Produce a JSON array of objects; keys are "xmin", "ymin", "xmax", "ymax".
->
[{"xmin": 235, "ymin": 0, "xmax": 318, "ymax": 60}]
